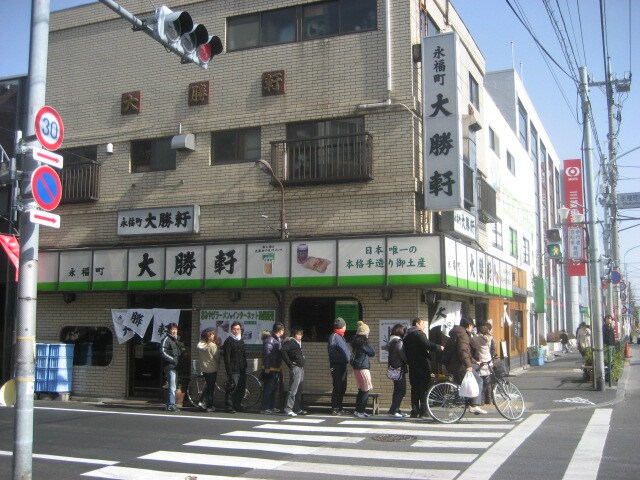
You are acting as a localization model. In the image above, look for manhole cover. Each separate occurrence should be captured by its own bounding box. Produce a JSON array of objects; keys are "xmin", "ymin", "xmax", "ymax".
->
[{"xmin": 371, "ymin": 434, "xmax": 417, "ymax": 442}]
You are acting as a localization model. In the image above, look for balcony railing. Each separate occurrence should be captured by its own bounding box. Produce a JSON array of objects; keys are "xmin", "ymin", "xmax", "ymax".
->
[
  {"xmin": 60, "ymin": 161, "xmax": 101, "ymax": 203},
  {"xmin": 270, "ymin": 133, "xmax": 373, "ymax": 185}
]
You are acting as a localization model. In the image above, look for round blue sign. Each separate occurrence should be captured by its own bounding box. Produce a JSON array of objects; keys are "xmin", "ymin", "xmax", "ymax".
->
[
  {"xmin": 31, "ymin": 165, "xmax": 62, "ymax": 211},
  {"xmin": 611, "ymin": 270, "xmax": 622, "ymax": 285}
]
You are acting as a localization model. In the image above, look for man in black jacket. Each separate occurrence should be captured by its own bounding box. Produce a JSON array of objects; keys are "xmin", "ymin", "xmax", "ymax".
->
[
  {"xmin": 223, "ymin": 321, "xmax": 247, "ymax": 413},
  {"xmin": 160, "ymin": 323, "xmax": 182, "ymax": 412},
  {"xmin": 281, "ymin": 326, "xmax": 307, "ymax": 416},
  {"xmin": 403, "ymin": 318, "xmax": 443, "ymax": 418}
]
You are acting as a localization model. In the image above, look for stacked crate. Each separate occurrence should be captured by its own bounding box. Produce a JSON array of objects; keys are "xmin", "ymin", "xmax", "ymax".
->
[{"xmin": 35, "ymin": 343, "xmax": 74, "ymax": 393}]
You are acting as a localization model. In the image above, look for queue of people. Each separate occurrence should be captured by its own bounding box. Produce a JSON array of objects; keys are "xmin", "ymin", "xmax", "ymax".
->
[{"xmin": 161, "ymin": 315, "xmax": 504, "ymax": 417}]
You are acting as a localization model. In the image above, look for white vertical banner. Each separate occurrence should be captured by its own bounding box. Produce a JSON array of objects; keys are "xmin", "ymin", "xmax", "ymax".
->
[
  {"xmin": 430, "ymin": 301, "xmax": 462, "ymax": 336},
  {"xmin": 111, "ymin": 309, "xmax": 135, "ymax": 344},
  {"xmin": 151, "ymin": 309, "xmax": 181, "ymax": 343},
  {"xmin": 422, "ymin": 32, "xmax": 463, "ymax": 211}
]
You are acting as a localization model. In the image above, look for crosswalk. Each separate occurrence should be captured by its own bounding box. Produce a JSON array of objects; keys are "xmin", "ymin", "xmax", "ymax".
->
[{"xmin": 80, "ymin": 413, "xmax": 548, "ymax": 480}]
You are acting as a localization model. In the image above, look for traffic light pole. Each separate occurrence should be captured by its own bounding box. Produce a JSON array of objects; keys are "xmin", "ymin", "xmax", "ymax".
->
[
  {"xmin": 13, "ymin": 1, "xmax": 49, "ymax": 478},
  {"xmin": 97, "ymin": 0, "xmax": 211, "ymax": 69},
  {"xmin": 579, "ymin": 66, "xmax": 605, "ymax": 391}
]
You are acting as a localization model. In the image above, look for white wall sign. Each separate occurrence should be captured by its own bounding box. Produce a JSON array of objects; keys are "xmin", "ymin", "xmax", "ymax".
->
[
  {"xmin": 205, "ymin": 244, "xmax": 246, "ymax": 288},
  {"xmin": 59, "ymin": 250, "xmax": 92, "ymax": 291},
  {"xmin": 165, "ymin": 245, "xmax": 205, "ymax": 289},
  {"xmin": 422, "ymin": 32, "xmax": 463, "ymax": 211},
  {"xmin": 117, "ymin": 205, "xmax": 200, "ymax": 236},
  {"xmin": 452, "ymin": 209, "xmax": 477, "ymax": 240},
  {"xmin": 199, "ymin": 309, "xmax": 276, "ymax": 345}
]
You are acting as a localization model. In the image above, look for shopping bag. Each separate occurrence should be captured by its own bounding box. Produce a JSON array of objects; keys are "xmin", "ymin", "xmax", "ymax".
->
[
  {"xmin": 386, "ymin": 366, "xmax": 402, "ymax": 381},
  {"xmin": 459, "ymin": 371, "xmax": 479, "ymax": 398}
]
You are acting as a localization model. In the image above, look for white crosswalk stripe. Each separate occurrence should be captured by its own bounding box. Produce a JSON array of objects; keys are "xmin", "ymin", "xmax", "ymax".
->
[{"xmin": 81, "ymin": 415, "xmax": 539, "ymax": 480}]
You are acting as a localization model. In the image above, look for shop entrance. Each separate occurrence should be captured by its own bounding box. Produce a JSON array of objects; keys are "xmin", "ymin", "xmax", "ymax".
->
[{"xmin": 128, "ymin": 293, "xmax": 192, "ymax": 399}]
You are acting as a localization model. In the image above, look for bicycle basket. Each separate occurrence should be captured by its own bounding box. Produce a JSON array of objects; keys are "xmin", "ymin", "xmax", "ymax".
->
[{"xmin": 493, "ymin": 361, "xmax": 506, "ymax": 379}]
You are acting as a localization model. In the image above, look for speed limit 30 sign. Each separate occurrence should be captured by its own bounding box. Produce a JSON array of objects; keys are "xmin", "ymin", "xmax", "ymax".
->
[{"xmin": 35, "ymin": 106, "xmax": 64, "ymax": 151}]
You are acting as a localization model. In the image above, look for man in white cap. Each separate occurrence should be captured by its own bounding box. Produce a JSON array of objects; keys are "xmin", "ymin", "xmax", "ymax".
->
[{"xmin": 327, "ymin": 317, "xmax": 351, "ymax": 415}]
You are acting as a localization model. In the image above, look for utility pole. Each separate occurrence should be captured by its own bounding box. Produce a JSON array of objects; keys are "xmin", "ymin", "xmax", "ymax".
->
[
  {"xmin": 579, "ymin": 66, "xmax": 605, "ymax": 391},
  {"xmin": 13, "ymin": 1, "xmax": 50, "ymax": 478}
]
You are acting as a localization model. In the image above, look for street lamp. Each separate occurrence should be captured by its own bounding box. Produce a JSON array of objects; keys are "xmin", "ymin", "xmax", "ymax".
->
[{"xmin": 255, "ymin": 159, "xmax": 288, "ymax": 239}]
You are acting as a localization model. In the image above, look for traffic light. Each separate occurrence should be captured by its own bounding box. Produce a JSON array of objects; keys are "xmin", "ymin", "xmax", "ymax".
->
[
  {"xmin": 546, "ymin": 228, "xmax": 562, "ymax": 258},
  {"xmin": 154, "ymin": 6, "xmax": 223, "ymax": 68}
]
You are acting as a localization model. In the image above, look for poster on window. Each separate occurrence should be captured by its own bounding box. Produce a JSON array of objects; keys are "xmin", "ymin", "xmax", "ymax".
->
[
  {"xmin": 379, "ymin": 319, "xmax": 411, "ymax": 363},
  {"xmin": 199, "ymin": 309, "xmax": 276, "ymax": 345}
]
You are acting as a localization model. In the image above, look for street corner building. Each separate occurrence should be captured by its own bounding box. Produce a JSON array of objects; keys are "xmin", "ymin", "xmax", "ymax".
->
[{"xmin": 0, "ymin": 0, "xmax": 574, "ymax": 410}]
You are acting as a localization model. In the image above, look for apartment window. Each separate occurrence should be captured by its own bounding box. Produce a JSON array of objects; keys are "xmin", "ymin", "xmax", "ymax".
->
[
  {"xmin": 469, "ymin": 74, "xmax": 480, "ymax": 110},
  {"xmin": 540, "ymin": 142, "xmax": 547, "ymax": 166},
  {"xmin": 212, "ymin": 128, "xmax": 261, "ymax": 164},
  {"xmin": 517, "ymin": 100, "xmax": 528, "ymax": 148},
  {"xmin": 58, "ymin": 146, "xmax": 100, "ymax": 203},
  {"xmin": 60, "ymin": 326, "xmax": 113, "ymax": 366},
  {"xmin": 286, "ymin": 117, "xmax": 366, "ymax": 180},
  {"xmin": 420, "ymin": 11, "xmax": 440, "ymax": 37},
  {"xmin": 227, "ymin": 0, "xmax": 377, "ymax": 51},
  {"xmin": 522, "ymin": 237, "xmax": 531, "ymax": 265},
  {"xmin": 489, "ymin": 127, "xmax": 499, "ymax": 154},
  {"xmin": 131, "ymin": 137, "xmax": 175, "ymax": 172},
  {"xmin": 509, "ymin": 227, "xmax": 518, "ymax": 258},
  {"xmin": 492, "ymin": 218, "xmax": 503, "ymax": 250},
  {"xmin": 506, "ymin": 150, "xmax": 515, "ymax": 175},
  {"xmin": 530, "ymin": 124, "xmax": 539, "ymax": 161}
]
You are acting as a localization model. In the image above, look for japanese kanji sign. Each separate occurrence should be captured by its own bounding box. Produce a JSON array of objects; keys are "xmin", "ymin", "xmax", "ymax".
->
[
  {"xmin": 563, "ymin": 159, "xmax": 586, "ymax": 276},
  {"xmin": 422, "ymin": 32, "xmax": 463, "ymax": 211},
  {"xmin": 199, "ymin": 309, "xmax": 276, "ymax": 345},
  {"xmin": 117, "ymin": 205, "xmax": 200, "ymax": 236}
]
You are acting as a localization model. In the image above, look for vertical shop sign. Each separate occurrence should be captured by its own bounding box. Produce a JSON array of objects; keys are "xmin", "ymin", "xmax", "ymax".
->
[
  {"xmin": 563, "ymin": 159, "xmax": 586, "ymax": 276},
  {"xmin": 422, "ymin": 32, "xmax": 463, "ymax": 211}
]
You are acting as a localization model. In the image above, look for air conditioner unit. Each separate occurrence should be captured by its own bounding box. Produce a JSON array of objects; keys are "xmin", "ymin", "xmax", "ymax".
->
[{"xmin": 171, "ymin": 133, "xmax": 195, "ymax": 151}]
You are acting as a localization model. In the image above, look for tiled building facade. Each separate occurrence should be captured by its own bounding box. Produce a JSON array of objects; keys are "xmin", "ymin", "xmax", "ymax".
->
[{"xmin": 29, "ymin": 0, "xmax": 562, "ymax": 407}]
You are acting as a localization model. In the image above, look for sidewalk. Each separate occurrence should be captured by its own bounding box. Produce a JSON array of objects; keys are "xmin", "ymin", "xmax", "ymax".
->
[
  {"xmin": 507, "ymin": 343, "xmax": 635, "ymax": 413},
  {"xmin": 52, "ymin": 344, "xmax": 637, "ymax": 415}
]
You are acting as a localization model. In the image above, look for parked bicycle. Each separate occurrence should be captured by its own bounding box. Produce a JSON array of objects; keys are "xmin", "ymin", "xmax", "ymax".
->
[
  {"xmin": 186, "ymin": 372, "xmax": 263, "ymax": 410},
  {"xmin": 426, "ymin": 360, "xmax": 525, "ymax": 424}
]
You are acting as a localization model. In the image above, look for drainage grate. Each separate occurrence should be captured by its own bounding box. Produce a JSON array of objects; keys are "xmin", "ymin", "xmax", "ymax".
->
[{"xmin": 371, "ymin": 434, "xmax": 417, "ymax": 442}]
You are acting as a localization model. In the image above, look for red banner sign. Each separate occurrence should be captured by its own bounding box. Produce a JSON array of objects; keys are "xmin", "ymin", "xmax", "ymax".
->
[
  {"xmin": 0, "ymin": 234, "xmax": 19, "ymax": 281},
  {"xmin": 563, "ymin": 159, "xmax": 586, "ymax": 276}
]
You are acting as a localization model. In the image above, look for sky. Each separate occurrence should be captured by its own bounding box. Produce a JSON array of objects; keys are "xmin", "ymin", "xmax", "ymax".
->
[{"xmin": 1, "ymin": 0, "xmax": 639, "ymax": 305}]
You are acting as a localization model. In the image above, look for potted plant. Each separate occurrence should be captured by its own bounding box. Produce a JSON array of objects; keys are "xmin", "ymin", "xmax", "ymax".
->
[{"xmin": 527, "ymin": 346, "xmax": 544, "ymax": 366}]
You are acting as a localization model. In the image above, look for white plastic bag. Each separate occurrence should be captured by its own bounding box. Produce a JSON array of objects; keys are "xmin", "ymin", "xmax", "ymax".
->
[{"xmin": 459, "ymin": 371, "xmax": 479, "ymax": 398}]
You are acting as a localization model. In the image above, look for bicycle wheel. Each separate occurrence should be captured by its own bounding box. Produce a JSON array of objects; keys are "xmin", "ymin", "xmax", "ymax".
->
[
  {"xmin": 426, "ymin": 381, "xmax": 467, "ymax": 424},
  {"xmin": 186, "ymin": 375, "xmax": 207, "ymax": 408},
  {"xmin": 242, "ymin": 373, "xmax": 263, "ymax": 410},
  {"xmin": 492, "ymin": 379, "xmax": 525, "ymax": 420}
]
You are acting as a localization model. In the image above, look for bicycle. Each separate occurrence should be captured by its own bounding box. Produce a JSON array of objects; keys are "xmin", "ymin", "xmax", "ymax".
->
[
  {"xmin": 186, "ymin": 372, "xmax": 262, "ymax": 411},
  {"xmin": 426, "ymin": 360, "xmax": 525, "ymax": 424}
]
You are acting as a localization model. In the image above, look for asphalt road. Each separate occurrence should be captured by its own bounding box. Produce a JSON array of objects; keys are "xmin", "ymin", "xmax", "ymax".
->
[{"xmin": 0, "ymin": 347, "xmax": 638, "ymax": 479}]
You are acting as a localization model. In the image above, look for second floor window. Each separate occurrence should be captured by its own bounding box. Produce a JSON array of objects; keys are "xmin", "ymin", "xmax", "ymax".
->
[
  {"xmin": 522, "ymin": 237, "xmax": 531, "ymax": 265},
  {"xmin": 518, "ymin": 100, "xmax": 528, "ymax": 148},
  {"xmin": 131, "ymin": 137, "xmax": 175, "ymax": 173},
  {"xmin": 227, "ymin": 0, "xmax": 377, "ymax": 52},
  {"xmin": 509, "ymin": 227, "xmax": 518, "ymax": 258},
  {"xmin": 212, "ymin": 128, "xmax": 261, "ymax": 164},
  {"xmin": 507, "ymin": 150, "xmax": 515, "ymax": 175},
  {"xmin": 285, "ymin": 117, "xmax": 366, "ymax": 180},
  {"xmin": 492, "ymin": 218, "xmax": 503, "ymax": 250},
  {"xmin": 489, "ymin": 127, "xmax": 499, "ymax": 154},
  {"xmin": 469, "ymin": 74, "xmax": 480, "ymax": 110}
]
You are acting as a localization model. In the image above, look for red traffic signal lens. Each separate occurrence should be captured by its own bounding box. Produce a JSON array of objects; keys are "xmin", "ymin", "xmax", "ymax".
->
[{"xmin": 197, "ymin": 36, "xmax": 223, "ymax": 63}]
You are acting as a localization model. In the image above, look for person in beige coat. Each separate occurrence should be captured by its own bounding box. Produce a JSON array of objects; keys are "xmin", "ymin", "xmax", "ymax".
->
[
  {"xmin": 197, "ymin": 328, "xmax": 221, "ymax": 412},
  {"xmin": 470, "ymin": 323, "xmax": 495, "ymax": 404}
]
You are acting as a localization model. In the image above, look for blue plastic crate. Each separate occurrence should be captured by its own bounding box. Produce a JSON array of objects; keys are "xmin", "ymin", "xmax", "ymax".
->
[
  {"xmin": 36, "ymin": 343, "xmax": 49, "ymax": 358},
  {"xmin": 35, "ymin": 380, "xmax": 49, "ymax": 392},
  {"xmin": 49, "ymin": 344, "xmax": 74, "ymax": 357},
  {"xmin": 36, "ymin": 356, "xmax": 49, "ymax": 368},
  {"xmin": 47, "ymin": 367, "xmax": 72, "ymax": 381},
  {"xmin": 47, "ymin": 380, "xmax": 71, "ymax": 392},
  {"xmin": 529, "ymin": 357, "xmax": 544, "ymax": 366},
  {"xmin": 35, "ymin": 367, "xmax": 48, "ymax": 380},
  {"xmin": 47, "ymin": 356, "xmax": 73, "ymax": 369}
]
